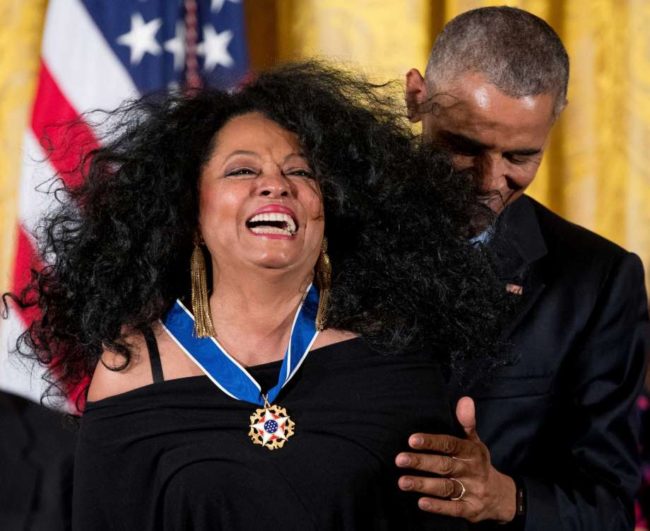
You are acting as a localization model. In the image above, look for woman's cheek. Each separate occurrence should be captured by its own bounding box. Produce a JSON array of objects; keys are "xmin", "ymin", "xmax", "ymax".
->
[{"xmin": 306, "ymin": 192, "xmax": 325, "ymax": 221}]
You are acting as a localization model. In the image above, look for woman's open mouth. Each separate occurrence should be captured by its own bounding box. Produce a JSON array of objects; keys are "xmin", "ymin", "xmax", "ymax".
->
[{"xmin": 246, "ymin": 212, "xmax": 298, "ymax": 237}]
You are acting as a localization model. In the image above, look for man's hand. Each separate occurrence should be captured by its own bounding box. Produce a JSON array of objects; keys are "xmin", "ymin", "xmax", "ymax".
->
[{"xmin": 395, "ymin": 396, "xmax": 517, "ymax": 523}]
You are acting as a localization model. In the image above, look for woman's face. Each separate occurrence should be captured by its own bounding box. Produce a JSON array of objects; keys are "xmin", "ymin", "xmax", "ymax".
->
[{"xmin": 199, "ymin": 112, "xmax": 324, "ymax": 279}]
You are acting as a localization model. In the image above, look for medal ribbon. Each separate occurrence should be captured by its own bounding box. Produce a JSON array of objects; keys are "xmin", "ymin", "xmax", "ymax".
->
[{"xmin": 161, "ymin": 284, "xmax": 320, "ymax": 406}]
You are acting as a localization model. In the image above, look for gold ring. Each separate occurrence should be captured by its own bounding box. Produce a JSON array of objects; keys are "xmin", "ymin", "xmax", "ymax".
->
[{"xmin": 449, "ymin": 477, "xmax": 466, "ymax": 501}]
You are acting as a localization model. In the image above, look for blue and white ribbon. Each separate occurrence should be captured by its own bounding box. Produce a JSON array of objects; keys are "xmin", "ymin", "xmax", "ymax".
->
[{"xmin": 161, "ymin": 284, "xmax": 320, "ymax": 406}]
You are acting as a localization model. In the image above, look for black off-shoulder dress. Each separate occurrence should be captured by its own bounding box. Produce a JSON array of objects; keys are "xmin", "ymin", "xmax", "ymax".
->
[{"xmin": 73, "ymin": 337, "xmax": 467, "ymax": 531}]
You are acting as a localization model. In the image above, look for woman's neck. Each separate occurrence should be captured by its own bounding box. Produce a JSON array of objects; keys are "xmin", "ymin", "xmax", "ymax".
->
[{"xmin": 208, "ymin": 269, "xmax": 312, "ymax": 366}]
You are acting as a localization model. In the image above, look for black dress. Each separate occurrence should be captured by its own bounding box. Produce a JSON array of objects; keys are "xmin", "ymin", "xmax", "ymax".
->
[{"xmin": 73, "ymin": 337, "xmax": 466, "ymax": 531}]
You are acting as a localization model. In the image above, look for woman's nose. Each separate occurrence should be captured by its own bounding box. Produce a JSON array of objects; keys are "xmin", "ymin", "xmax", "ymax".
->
[{"xmin": 255, "ymin": 167, "xmax": 291, "ymax": 197}]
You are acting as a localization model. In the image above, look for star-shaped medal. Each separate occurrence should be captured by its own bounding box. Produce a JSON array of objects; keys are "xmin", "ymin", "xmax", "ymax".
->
[{"xmin": 249, "ymin": 404, "xmax": 295, "ymax": 450}]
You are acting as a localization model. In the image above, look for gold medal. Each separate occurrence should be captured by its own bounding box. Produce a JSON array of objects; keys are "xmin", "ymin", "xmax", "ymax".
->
[{"xmin": 248, "ymin": 396, "xmax": 295, "ymax": 450}]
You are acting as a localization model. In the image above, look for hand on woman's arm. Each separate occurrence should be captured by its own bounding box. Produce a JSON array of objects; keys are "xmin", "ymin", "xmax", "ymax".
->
[{"xmin": 396, "ymin": 396, "xmax": 517, "ymax": 524}]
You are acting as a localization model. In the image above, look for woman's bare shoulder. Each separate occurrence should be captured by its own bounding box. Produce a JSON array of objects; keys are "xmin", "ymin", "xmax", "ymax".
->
[
  {"xmin": 86, "ymin": 329, "xmax": 154, "ymax": 402},
  {"xmin": 87, "ymin": 323, "xmax": 205, "ymax": 402}
]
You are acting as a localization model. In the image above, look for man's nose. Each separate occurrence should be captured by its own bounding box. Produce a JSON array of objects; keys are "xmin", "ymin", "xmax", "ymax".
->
[{"xmin": 478, "ymin": 156, "xmax": 509, "ymax": 193}]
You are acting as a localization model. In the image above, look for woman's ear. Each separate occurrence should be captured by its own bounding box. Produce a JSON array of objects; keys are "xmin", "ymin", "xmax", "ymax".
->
[{"xmin": 404, "ymin": 68, "xmax": 427, "ymax": 123}]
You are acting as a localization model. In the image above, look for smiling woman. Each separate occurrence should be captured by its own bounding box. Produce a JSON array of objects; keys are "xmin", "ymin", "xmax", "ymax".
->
[{"xmin": 8, "ymin": 62, "xmax": 507, "ymax": 530}]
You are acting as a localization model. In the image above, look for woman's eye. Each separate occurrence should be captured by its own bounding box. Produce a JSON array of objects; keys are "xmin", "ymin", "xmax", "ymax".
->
[
  {"xmin": 286, "ymin": 168, "xmax": 314, "ymax": 178},
  {"xmin": 225, "ymin": 168, "xmax": 257, "ymax": 178}
]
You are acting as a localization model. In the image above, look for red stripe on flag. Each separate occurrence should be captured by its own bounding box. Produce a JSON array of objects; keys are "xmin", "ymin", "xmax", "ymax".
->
[
  {"xmin": 31, "ymin": 60, "xmax": 100, "ymax": 188},
  {"xmin": 12, "ymin": 225, "xmax": 43, "ymax": 327},
  {"xmin": 68, "ymin": 376, "xmax": 89, "ymax": 411}
]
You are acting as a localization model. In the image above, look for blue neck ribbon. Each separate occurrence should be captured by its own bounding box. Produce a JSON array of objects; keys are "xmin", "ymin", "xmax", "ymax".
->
[{"xmin": 161, "ymin": 284, "xmax": 320, "ymax": 406}]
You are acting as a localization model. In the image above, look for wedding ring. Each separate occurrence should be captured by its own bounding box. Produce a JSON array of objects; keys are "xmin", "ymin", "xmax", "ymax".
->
[{"xmin": 449, "ymin": 477, "xmax": 466, "ymax": 501}]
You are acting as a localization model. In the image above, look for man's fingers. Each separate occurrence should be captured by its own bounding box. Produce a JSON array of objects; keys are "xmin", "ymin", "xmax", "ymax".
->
[
  {"xmin": 407, "ymin": 433, "xmax": 477, "ymax": 458},
  {"xmin": 395, "ymin": 452, "xmax": 465, "ymax": 476},
  {"xmin": 456, "ymin": 396, "xmax": 479, "ymax": 441},
  {"xmin": 417, "ymin": 497, "xmax": 473, "ymax": 521},
  {"xmin": 397, "ymin": 476, "xmax": 462, "ymax": 499}
]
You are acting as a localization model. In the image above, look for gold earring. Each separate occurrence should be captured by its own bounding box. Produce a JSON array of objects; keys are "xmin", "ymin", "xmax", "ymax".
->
[
  {"xmin": 315, "ymin": 237, "xmax": 331, "ymax": 331},
  {"xmin": 190, "ymin": 238, "xmax": 216, "ymax": 338}
]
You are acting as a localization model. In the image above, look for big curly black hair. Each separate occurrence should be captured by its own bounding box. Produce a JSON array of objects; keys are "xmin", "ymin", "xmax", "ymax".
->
[{"xmin": 10, "ymin": 61, "xmax": 508, "ymax": 401}]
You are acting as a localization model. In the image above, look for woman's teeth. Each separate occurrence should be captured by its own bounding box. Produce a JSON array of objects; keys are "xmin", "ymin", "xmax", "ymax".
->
[{"xmin": 247, "ymin": 212, "xmax": 297, "ymax": 235}]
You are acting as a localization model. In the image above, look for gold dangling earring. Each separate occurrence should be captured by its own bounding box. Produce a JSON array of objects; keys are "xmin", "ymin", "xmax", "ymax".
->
[
  {"xmin": 315, "ymin": 237, "xmax": 331, "ymax": 331},
  {"xmin": 190, "ymin": 237, "xmax": 216, "ymax": 338}
]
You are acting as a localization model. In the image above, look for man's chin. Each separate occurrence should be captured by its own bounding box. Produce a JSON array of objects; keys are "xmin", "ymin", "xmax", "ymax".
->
[
  {"xmin": 480, "ymin": 192, "xmax": 521, "ymax": 215},
  {"xmin": 479, "ymin": 196, "xmax": 506, "ymax": 215}
]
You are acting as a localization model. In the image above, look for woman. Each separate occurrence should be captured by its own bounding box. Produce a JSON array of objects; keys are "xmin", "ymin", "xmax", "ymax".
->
[{"xmin": 13, "ymin": 62, "xmax": 505, "ymax": 530}]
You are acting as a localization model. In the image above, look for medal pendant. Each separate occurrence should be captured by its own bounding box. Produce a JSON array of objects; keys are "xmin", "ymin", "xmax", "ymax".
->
[{"xmin": 249, "ymin": 403, "xmax": 295, "ymax": 450}]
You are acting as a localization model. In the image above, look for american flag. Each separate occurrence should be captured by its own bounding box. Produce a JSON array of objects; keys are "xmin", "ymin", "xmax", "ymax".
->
[{"xmin": 0, "ymin": 0, "xmax": 249, "ymax": 407}]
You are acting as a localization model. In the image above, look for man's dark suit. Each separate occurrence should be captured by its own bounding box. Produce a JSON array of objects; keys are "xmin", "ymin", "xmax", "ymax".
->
[
  {"xmin": 468, "ymin": 195, "xmax": 649, "ymax": 530},
  {"xmin": 0, "ymin": 391, "xmax": 76, "ymax": 531}
]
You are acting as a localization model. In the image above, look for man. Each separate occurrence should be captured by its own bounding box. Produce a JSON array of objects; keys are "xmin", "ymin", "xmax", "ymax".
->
[
  {"xmin": 397, "ymin": 6, "xmax": 649, "ymax": 530},
  {"xmin": 0, "ymin": 390, "xmax": 75, "ymax": 530}
]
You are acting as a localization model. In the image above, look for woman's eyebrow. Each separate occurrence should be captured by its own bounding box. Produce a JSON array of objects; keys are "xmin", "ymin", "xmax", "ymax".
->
[
  {"xmin": 283, "ymin": 152, "xmax": 308, "ymax": 163},
  {"xmin": 222, "ymin": 150, "xmax": 260, "ymax": 163}
]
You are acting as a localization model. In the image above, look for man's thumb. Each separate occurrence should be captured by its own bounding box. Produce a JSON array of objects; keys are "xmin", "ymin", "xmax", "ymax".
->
[{"xmin": 456, "ymin": 396, "xmax": 479, "ymax": 441}]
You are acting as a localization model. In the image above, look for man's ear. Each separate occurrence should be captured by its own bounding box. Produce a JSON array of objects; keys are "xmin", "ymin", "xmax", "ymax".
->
[{"xmin": 405, "ymin": 68, "xmax": 427, "ymax": 123}]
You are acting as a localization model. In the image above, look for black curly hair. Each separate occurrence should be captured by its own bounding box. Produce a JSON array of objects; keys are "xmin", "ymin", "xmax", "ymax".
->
[{"xmin": 8, "ymin": 61, "xmax": 508, "ymax": 402}]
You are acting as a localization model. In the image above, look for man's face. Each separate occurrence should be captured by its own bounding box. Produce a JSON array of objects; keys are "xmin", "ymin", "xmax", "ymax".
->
[{"xmin": 406, "ymin": 70, "xmax": 557, "ymax": 214}]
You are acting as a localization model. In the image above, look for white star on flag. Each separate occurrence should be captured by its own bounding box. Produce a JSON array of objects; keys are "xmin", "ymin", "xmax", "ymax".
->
[
  {"xmin": 164, "ymin": 22, "xmax": 186, "ymax": 71},
  {"xmin": 252, "ymin": 409, "xmax": 290, "ymax": 445},
  {"xmin": 211, "ymin": 0, "xmax": 240, "ymax": 13},
  {"xmin": 198, "ymin": 26, "xmax": 234, "ymax": 70},
  {"xmin": 117, "ymin": 13, "xmax": 162, "ymax": 65}
]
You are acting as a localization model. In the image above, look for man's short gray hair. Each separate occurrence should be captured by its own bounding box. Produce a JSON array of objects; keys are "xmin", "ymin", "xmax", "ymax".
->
[{"xmin": 425, "ymin": 6, "xmax": 569, "ymax": 117}]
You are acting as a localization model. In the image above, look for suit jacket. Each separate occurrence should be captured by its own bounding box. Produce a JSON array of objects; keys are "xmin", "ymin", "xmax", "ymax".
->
[
  {"xmin": 466, "ymin": 195, "xmax": 649, "ymax": 530},
  {"xmin": 0, "ymin": 391, "xmax": 76, "ymax": 531}
]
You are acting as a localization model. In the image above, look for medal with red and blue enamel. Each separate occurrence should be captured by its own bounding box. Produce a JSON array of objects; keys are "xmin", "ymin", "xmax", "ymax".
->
[
  {"xmin": 162, "ymin": 284, "xmax": 319, "ymax": 450},
  {"xmin": 249, "ymin": 395, "xmax": 295, "ymax": 450}
]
